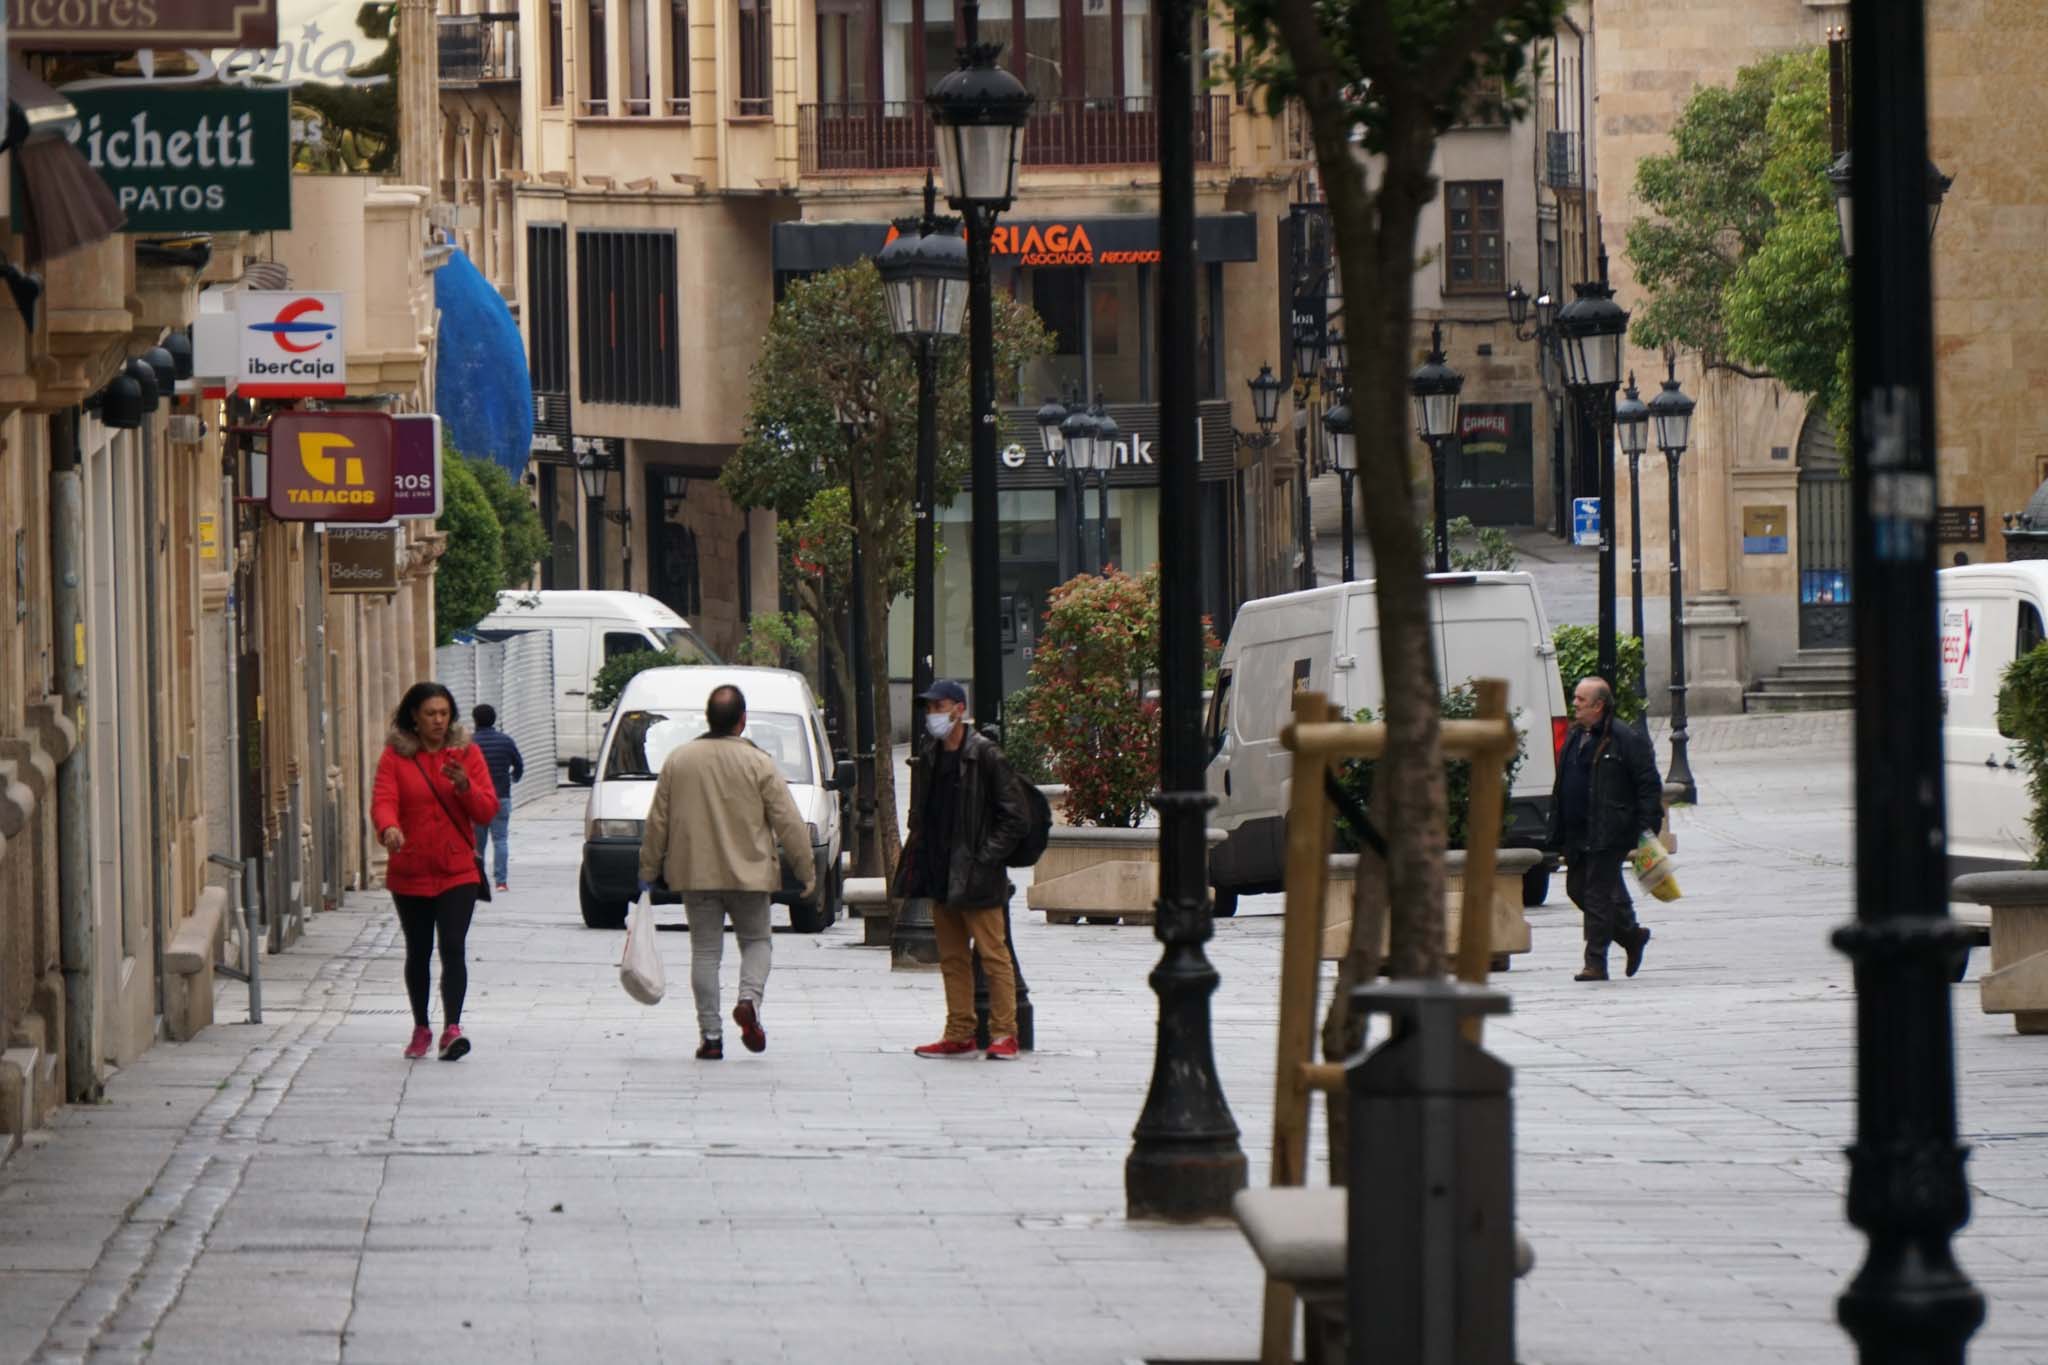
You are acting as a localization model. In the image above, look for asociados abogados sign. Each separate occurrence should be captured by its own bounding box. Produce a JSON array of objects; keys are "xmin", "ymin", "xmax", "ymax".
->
[{"xmin": 58, "ymin": 86, "xmax": 290, "ymax": 233}]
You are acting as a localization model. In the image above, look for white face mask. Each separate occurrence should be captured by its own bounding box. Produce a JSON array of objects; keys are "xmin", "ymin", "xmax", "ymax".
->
[{"xmin": 925, "ymin": 711, "xmax": 956, "ymax": 741}]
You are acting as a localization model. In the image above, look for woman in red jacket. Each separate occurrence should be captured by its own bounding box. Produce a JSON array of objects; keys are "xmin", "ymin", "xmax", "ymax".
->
[{"xmin": 371, "ymin": 682, "xmax": 499, "ymax": 1061}]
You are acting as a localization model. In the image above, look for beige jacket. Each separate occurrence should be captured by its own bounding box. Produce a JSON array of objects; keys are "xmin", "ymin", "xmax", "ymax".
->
[{"xmin": 638, "ymin": 732, "xmax": 816, "ymax": 897}]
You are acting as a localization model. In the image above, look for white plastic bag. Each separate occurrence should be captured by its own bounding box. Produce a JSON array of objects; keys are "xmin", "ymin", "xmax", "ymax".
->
[{"xmin": 619, "ymin": 891, "xmax": 666, "ymax": 1005}]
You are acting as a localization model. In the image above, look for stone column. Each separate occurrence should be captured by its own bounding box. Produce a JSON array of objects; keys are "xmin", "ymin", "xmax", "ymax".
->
[
  {"xmin": 398, "ymin": 0, "xmax": 440, "ymax": 191},
  {"xmin": 1681, "ymin": 365, "xmax": 1751, "ymax": 715}
]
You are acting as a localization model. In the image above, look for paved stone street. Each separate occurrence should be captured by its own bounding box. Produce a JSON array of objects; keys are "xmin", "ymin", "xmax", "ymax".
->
[{"xmin": 2, "ymin": 714, "xmax": 2044, "ymax": 1364}]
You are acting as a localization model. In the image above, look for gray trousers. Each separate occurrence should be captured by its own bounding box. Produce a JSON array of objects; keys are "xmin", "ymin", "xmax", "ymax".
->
[{"xmin": 684, "ymin": 890, "xmax": 773, "ymax": 1038}]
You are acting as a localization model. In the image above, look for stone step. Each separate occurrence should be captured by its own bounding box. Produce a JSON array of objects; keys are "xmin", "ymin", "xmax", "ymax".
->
[
  {"xmin": 1743, "ymin": 688, "xmax": 1855, "ymax": 714},
  {"xmin": 1774, "ymin": 659, "xmax": 1857, "ymax": 677},
  {"xmin": 1751, "ymin": 673, "xmax": 1854, "ymax": 693}
]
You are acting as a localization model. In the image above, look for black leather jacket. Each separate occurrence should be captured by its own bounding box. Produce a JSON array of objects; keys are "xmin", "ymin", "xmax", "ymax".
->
[
  {"xmin": 1547, "ymin": 714, "xmax": 1663, "ymax": 855},
  {"xmin": 893, "ymin": 729, "xmax": 1031, "ymax": 908}
]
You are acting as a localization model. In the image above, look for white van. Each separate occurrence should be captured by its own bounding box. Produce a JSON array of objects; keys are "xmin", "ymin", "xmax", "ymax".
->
[
  {"xmin": 473, "ymin": 590, "xmax": 719, "ymax": 768},
  {"xmin": 1204, "ymin": 572, "xmax": 1570, "ymax": 914},
  {"xmin": 567, "ymin": 665, "xmax": 851, "ymax": 931},
  {"xmin": 1938, "ymin": 563, "xmax": 2048, "ymax": 875}
]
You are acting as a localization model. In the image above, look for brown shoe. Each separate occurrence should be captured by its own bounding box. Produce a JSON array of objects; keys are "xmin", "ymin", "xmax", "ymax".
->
[{"xmin": 1574, "ymin": 966, "xmax": 1610, "ymax": 982}]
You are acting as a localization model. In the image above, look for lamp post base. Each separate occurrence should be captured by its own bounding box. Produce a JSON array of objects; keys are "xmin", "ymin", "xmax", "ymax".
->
[{"xmin": 890, "ymin": 897, "xmax": 941, "ymax": 968}]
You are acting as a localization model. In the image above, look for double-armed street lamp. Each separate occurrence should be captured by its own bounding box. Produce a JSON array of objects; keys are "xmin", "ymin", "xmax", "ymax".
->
[
  {"xmin": 927, "ymin": 0, "xmax": 1030, "ymax": 740},
  {"xmin": 1646, "ymin": 357, "xmax": 1697, "ymax": 803},
  {"xmin": 1615, "ymin": 373, "xmax": 1651, "ymax": 700},
  {"xmin": 1553, "ymin": 275, "xmax": 1631, "ymax": 682},
  {"xmin": 1039, "ymin": 392, "xmax": 1118, "ymax": 576},
  {"xmin": 1409, "ymin": 322, "xmax": 1465, "ymax": 574}
]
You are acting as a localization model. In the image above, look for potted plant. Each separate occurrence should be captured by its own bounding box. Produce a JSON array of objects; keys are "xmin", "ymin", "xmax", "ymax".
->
[
  {"xmin": 1018, "ymin": 569, "xmax": 1221, "ymax": 925},
  {"xmin": 1952, "ymin": 642, "xmax": 2048, "ymax": 1034},
  {"xmin": 1319, "ymin": 684, "xmax": 1538, "ymax": 969}
]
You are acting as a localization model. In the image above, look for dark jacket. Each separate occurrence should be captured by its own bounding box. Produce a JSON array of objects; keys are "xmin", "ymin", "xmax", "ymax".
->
[
  {"xmin": 472, "ymin": 725, "xmax": 525, "ymax": 800},
  {"xmin": 1547, "ymin": 713, "xmax": 1662, "ymax": 855},
  {"xmin": 892, "ymin": 729, "xmax": 1031, "ymax": 909}
]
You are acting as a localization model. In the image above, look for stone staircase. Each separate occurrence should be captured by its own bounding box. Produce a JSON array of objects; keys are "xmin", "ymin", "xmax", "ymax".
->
[{"xmin": 1743, "ymin": 649, "xmax": 1854, "ymax": 713}]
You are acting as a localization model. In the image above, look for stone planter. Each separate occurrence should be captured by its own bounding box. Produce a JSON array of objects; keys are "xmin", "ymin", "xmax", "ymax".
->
[
  {"xmin": 1321, "ymin": 848, "xmax": 1541, "ymax": 971},
  {"xmin": 1037, "ymin": 785, "xmax": 1071, "ymax": 827},
  {"xmin": 1951, "ymin": 871, "xmax": 2048, "ymax": 1035},
  {"xmin": 1026, "ymin": 824, "xmax": 1225, "ymax": 926}
]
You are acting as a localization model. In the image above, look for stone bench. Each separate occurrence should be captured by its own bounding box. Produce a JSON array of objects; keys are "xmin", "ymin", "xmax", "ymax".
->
[
  {"xmin": 1234, "ymin": 1186, "xmax": 1535, "ymax": 1364},
  {"xmin": 163, "ymin": 887, "xmax": 227, "ymax": 1042},
  {"xmin": 844, "ymin": 876, "xmax": 893, "ymax": 946}
]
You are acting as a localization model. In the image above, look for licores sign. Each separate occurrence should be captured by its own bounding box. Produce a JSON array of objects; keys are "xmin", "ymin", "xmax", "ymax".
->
[{"xmin": 237, "ymin": 288, "xmax": 344, "ymax": 398}]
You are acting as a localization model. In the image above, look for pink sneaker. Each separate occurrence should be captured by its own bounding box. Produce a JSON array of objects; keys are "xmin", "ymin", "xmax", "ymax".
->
[
  {"xmin": 404, "ymin": 1026, "xmax": 432, "ymax": 1060},
  {"xmin": 438, "ymin": 1024, "xmax": 470, "ymax": 1061}
]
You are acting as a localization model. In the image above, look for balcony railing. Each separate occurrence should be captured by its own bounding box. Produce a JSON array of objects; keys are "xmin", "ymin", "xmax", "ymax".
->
[
  {"xmin": 798, "ymin": 95, "xmax": 1231, "ymax": 175},
  {"xmin": 438, "ymin": 13, "xmax": 520, "ymax": 86},
  {"xmin": 1544, "ymin": 130, "xmax": 1583, "ymax": 189}
]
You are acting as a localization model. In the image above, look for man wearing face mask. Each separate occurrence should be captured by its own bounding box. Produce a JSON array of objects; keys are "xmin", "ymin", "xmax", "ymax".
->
[{"xmin": 895, "ymin": 680, "xmax": 1031, "ymax": 1060}]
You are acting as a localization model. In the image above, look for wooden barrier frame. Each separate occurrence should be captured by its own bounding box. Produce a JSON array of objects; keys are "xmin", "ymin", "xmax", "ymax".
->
[{"xmin": 1257, "ymin": 681, "xmax": 1516, "ymax": 1365}]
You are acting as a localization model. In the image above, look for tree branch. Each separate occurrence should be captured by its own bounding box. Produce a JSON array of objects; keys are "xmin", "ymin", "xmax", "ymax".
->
[{"xmin": 1707, "ymin": 358, "xmax": 1776, "ymax": 381}]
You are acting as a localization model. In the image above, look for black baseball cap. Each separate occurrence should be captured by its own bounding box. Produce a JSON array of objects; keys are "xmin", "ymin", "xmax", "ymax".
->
[{"xmin": 917, "ymin": 679, "xmax": 969, "ymax": 706}]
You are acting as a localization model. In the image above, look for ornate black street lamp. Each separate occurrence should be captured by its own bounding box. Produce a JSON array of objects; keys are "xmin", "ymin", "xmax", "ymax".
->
[
  {"xmin": 877, "ymin": 175, "xmax": 967, "ymax": 967},
  {"xmin": 1826, "ymin": 149, "xmax": 1954, "ymax": 262},
  {"xmin": 1616, "ymin": 372, "xmax": 1651, "ymax": 701},
  {"xmin": 928, "ymin": 0, "xmax": 1031, "ymax": 737},
  {"xmin": 1554, "ymin": 275, "xmax": 1630, "ymax": 681},
  {"xmin": 574, "ymin": 446, "xmax": 630, "ymax": 590},
  {"xmin": 1127, "ymin": 0, "xmax": 1245, "ymax": 1223},
  {"xmin": 1090, "ymin": 398, "xmax": 1119, "ymax": 571},
  {"xmin": 1410, "ymin": 322, "xmax": 1464, "ymax": 574},
  {"xmin": 1236, "ymin": 365, "xmax": 1285, "ymax": 466},
  {"xmin": 1058, "ymin": 397, "xmax": 1099, "ymax": 575},
  {"xmin": 1832, "ymin": 0, "xmax": 1982, "ymax": 1357},
  {"xmin": 1646, "ymin": 357, "xmax": 1697, "ymax": 803},
  {"xmin": 1324, "ymin": 395, "xmax": 1357, "ymax": 583}
]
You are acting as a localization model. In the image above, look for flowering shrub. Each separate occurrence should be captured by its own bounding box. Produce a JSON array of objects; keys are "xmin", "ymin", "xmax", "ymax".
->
[{"xmin": 1013, "ymin": 568, "xmax": 1219, "ymax": 828}]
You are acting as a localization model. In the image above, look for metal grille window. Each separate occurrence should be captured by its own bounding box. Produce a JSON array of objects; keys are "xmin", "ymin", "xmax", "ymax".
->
[
  {"xmin": 737, "ymin": 0, "xmax": 772, "ymax": 115},
  {"xmin": 548, "ymin": 0, "xmax": 566, "ymax": 104},
  {"xmin": 669, "ymin": 0, "xmax": 691, "ymax": 113},
  {"xmin": 576, "ymin": 229, "xmax": 680, "ymax": 408},
  {"xmin": 527, "ymin": 224, "xmax": 570, "ymax": 395},
  {"xmin": 584, "ymin": 0, "xmax": 610, "ymax": 113},
  {"xmin": 1444, "ymin": 180, "xmax": 1504, "ymax": 293}
]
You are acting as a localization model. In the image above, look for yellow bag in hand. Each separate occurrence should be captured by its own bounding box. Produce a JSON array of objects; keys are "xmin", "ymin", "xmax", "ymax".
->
[{"xmin": 1629, "ymin": 835, "xmax": 1683, "ymax": 902}]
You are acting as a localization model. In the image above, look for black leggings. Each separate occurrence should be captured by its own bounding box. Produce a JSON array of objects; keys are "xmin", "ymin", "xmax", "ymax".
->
[{"xmin": 393, "ymin": 886, "xmax": 479, "ymax": 1027}]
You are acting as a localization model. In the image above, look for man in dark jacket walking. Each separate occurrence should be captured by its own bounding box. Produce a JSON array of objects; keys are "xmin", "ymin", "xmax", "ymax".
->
[
  {"xmin": 895, "ymin": 680, "xmax": 1031, "ymax": 1060},
  {"xmin": 1548, "ymin": 677, "xmax": 1663, "ymax": 981},
  {"xmin": 470, "ymin": 705, "xmax": 525, "ymax": 891}
]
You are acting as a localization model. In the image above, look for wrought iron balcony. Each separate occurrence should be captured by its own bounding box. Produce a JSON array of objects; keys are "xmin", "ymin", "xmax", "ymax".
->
[
  {"xmin": 1544, "ymin": 130, "xmax": 1583, "ymax": 189},
  {"xmin": 798, "ymin": 95, "xmax": 1230, "ymax": 176},
  {"xmin": 439, "ymin": 12, "xmax": 520, "ymax": 87}
]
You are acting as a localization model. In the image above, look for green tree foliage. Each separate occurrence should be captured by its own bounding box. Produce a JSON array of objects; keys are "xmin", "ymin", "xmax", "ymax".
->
[
  {"xmin": 1334, "ymin": 686, "xmax": 1526, "ymax": 851},
  {"xmin": 434, "ymin": 455, "xmax": 501, "ymax": 645},
  {"xmin": 1996, "ymin": 645, "xmax": 2048, "ymax": 867},
  {"xmin": 732, "ymin": 612, "xmax": 818, "ymax": 668},
  {"xmin": 467, "ymin": 456, "xmax": 549, "ymax": 590},
  {"xmin": 291, "ymin": 4, "xmax": 399, "ymax": 173},
  {"xmin": 1553, "ymin": 624, "xmax": 1647, "ymax": 725},
  {"xmin": 1627, "ymin": 47, "xmax": 1848, "ymax": 438}
]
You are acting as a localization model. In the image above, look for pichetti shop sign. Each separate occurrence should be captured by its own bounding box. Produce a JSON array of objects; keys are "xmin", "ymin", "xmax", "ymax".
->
[
  {"xmin": 267, "ymin": 410, "xmax": 394, "ymax": 522},
  {"xmin": 238, "ymin": 290, "xmax": 343, "ymax": 397},
  {"xmin": 59, "ymin": 87, "xmax": 290, "ymax": 233},
  {"xmin": 8, "ymin": 0, "xmax": 279, "ymax": 50}
]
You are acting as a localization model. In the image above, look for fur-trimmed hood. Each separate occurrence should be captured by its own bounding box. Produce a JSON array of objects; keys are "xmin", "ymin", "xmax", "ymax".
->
[{"xmin": 386, "ymin": 724, "xmax": 471, "ymax": 757}]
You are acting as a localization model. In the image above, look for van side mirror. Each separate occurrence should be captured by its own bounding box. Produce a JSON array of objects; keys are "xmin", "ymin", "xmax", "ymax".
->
[
  {"xmin": 831, "ymin": 759, "xmax": 856, "ymax": 791},
  {"xmin": 568, "ymin": 757, "xmax": 596, "ymax": 787}
]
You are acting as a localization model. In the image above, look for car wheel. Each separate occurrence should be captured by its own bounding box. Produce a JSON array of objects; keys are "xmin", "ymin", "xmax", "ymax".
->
[
  {"xmin": 1212, "ymin": 887, "xmax": 1239, "ymax": 918},
  {"xmin": 1521, "ymin": 865, "xmax": 1552, "ymax": 908},
  {"xmin": 788, "ymin": 872, "xmax": 837, "ymax": 934},
  {"xmin": 579, "ymin": 871, "xmax": 628, "ymax": 930}
]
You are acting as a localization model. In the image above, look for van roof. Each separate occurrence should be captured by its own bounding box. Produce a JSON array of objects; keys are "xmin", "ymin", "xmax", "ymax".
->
[
  {"xmin": 616, "ymin": 665, "xmax": 818, "ymax": 711},
  {"xmin": 1941, "ymin": 562, "xmax": 2048, "ymax": 592},
  {"xmin": 482, "ymin": 590, "xmax": 691, "ymax": 626},
  {"xmin": 1240, "ymin": 571, "xmax": 1538, "ymax": 606}
]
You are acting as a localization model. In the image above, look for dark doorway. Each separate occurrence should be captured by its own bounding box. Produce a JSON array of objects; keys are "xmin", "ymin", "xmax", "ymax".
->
[{"xmin": 1797, "ymin": 412, "xmax": 1852, "ymax": 649}]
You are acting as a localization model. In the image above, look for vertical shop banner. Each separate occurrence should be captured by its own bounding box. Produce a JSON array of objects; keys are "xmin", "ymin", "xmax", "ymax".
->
[
  {"xmin": 392, "ymin": 414, "xmax": 444, "ymax": 519},
  {"xmin": 267, "ymin": 410, "xmax": 394, "ymax": 522}
]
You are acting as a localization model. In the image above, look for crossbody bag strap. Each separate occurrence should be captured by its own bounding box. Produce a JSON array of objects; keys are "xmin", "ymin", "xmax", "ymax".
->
[{"xmin": 412, "ymin": 752, "xmax": 477, "ymax": 844}]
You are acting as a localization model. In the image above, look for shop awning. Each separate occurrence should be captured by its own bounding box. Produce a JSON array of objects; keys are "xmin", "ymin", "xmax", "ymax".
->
[
  {"xmin": 773, "ymin": 212, "xmax": 1258, "ymax": 274},
  {"xmin": 4, "ymin": 62, "xmax": 124, "ymax": 265}
]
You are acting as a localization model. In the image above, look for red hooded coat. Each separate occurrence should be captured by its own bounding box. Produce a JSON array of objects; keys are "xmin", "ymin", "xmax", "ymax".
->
[{"xmin": 371, "ymin": 725, "xmax": 500, "ymax": 898}]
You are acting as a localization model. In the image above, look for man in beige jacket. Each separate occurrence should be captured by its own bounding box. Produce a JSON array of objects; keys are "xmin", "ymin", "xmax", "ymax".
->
[{"xmin": 638, "ymin": 684, "xmax": 817, "ymax": 1059}]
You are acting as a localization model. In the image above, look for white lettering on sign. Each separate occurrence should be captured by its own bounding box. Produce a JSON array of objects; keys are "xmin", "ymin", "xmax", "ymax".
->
[
  {"xmin": 77, "ymin": 109, "xmax": 257, "ymax": 169},
  {"xmin": 60, "ymin": 29, "xmax": 393, "ymax": 93},
  {"xmin": 1940, "ymin": 606, "xmax": 1975, "ymax": 695}
]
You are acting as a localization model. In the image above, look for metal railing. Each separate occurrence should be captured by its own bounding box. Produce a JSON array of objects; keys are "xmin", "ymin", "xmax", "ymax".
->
[
  {"xmin": 1544, "ymin": 130, "xmax": 1582, "ymax": 189},
  {"xmin": 438, "ymin": 13, "xmax": 521, "ymax": 85},
  {"xmin": 798, "ymin": 95, "xmax": 1231, "ymax": 175}
]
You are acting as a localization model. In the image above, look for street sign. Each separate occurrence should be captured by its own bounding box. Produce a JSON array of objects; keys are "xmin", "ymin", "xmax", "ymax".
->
[
  {"xmin": 324, "ymin": 525, "xmax": 402, "ymax": 594},
  {"xmin": 267, "ymin": 411, "xmax": 394, "ymax": 522},
  {"xmin": 7, "ymin": 0, "xmax": 278, "ymax": 49},
  {"xmin": 1572, "ymin": 497, "xmax": 1601, "ymax": 548},
  {"xmin": 56, "ymin": 87, "xmax": 292, "ymax": 234},
  {"xmin": 237, "ymin": 290, "xmax": 345, "ymax": 398},
  {"xmin": 392, "ymin": 414, "xmax": 443, "ymax": 519}
]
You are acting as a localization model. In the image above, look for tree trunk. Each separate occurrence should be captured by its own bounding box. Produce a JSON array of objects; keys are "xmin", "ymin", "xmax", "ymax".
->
[{"xmin": 864, "ymin": 565, "xmax": 903, "ymax": 878}]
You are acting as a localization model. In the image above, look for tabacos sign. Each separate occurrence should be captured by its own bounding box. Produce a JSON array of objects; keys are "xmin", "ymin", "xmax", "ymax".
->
[
  {"xmin": 60, "ymin": 87, "xmax": 291, "ymax": 233},
  {"xmin": 237, "ymin": 289, "xmax": 343, "ymax": 398},
  {"xmin": 267, "ymin": 411, "xmax": 394, "ymax": 522}
]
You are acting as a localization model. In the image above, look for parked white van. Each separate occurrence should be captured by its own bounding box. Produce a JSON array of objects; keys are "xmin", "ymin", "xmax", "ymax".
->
[
  {"xmin": 567, "ymin": 665, "xmax": 851, "ymax": 931},
  {"xmin": 1204, "ymin": 572, "xmax": 1570, "ymax": 914},
  {"xmin": 472, "ymin": 590, "xmax": 719, "ymax": 768},
  {"xmin": 1938, "ymin": 563, "xmax": 2048, "ymax": 876}
]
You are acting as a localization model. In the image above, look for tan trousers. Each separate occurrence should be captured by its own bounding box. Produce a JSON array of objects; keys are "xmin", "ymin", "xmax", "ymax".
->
[{"xmin": 934, "ymin": 905, "xmax": 1017, "ymax": 1042}]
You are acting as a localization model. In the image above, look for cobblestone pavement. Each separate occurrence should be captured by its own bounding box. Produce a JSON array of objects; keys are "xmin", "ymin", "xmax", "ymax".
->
[{"xmin": 0, "ymin": 714, "xmax": 2040, "ymax": 1364}]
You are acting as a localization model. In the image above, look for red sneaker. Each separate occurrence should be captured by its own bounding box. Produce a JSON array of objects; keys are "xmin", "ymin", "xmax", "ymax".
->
[
  {"xmin": 984, "ymin": 1037, "xmax": 1020, "ymax": 1061},
  {"xmin": 404, "ymin": 1026, "xmax": 432, "ymax": 1060},
  {"xmin": 913, "ymin": 1038, "xmax": 980, "ymax": 1059},
  {"xmin": 438, "ymin": 1024, "xmax": 470, "ymax": 1061},
  {"xmin": 733, "ymin": 999, "xmax": 767, "ymax": 1053}
]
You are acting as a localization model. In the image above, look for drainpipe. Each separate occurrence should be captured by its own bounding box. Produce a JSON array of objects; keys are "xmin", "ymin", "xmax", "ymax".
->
[
  {"xmin": 140, "ymin": 420, "xmax": 168, "ymax": 1024},
  {"xmin": 50, "ymin": 417, "xmax": 98, "ymax": 1102}
]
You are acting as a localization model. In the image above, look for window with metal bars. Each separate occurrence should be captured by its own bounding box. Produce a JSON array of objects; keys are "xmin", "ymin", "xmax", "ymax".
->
[
  {"xmin": 669, "ymin": 0, "xmax": 691, "ymax": 113},
  {"xmin": 737, "ymin": 0, "xmax": 771, "ymax": 115},
  {"xmin": 1444, "ymin": 180, "xmax": 1504, "ymax": 294},
  {"xmin": 547, "ymin": 0, "xmax": 565, "ymax": 105},
  {"xmin": 576, "ymin": 230, "xmax": 680, "ymax": 407},
  {"xmin": 584, "ymin": 0, "xmax": 610, "ymax": 113}
]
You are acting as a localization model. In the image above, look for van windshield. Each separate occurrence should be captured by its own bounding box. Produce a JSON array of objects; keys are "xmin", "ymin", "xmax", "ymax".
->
[
  {"xmin": 604, "ymin": 709, "xmax": 813, "ymax": 785},
  {"xmin": 652, "ymin": 626, "xmax": 720, "ymax": 664}
]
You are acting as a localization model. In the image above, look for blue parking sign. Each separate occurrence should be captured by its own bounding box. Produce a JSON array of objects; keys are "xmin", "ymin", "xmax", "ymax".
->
[{"xmin": 1572, "ymin": 498, "xmax": 1601, "ymax": 548}]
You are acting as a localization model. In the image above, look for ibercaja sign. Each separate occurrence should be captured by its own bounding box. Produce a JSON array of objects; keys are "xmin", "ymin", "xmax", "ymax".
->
[
  {"xmin": 266, "ymin": 410, "xmax": 394, "ymax": 522},
  {"xmin": 237, "ymin": 289, "xmax": 344, "ymax": 398}
]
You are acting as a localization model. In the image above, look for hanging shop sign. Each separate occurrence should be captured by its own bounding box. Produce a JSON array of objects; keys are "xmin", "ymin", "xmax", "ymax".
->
[
  {"xmin": 324, "ymin": 524, "xmax": 402, "ymax": 594},
  {"xmin": 46, "ymin": 86, "xmax": 290, "ymax": 233},
  {"xmin": 8, "ymin": 0, "xmax": 279, "ymax": 50},
  {"xmin": 267, "ymin": 410, "xmax": 394, "ymax": 522},
  {"xmin": 391, "ymin": 414, "xmax": 443, "ymax": 519},
  {"xmin": 237, "ymin": 289, "xmax": 344, "ymax": 398}
]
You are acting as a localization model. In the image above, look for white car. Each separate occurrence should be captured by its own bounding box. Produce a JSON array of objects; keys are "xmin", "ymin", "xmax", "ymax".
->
[{"xmin": 568, "ymin": 666, "xmax": 850, "ymax": 931}]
